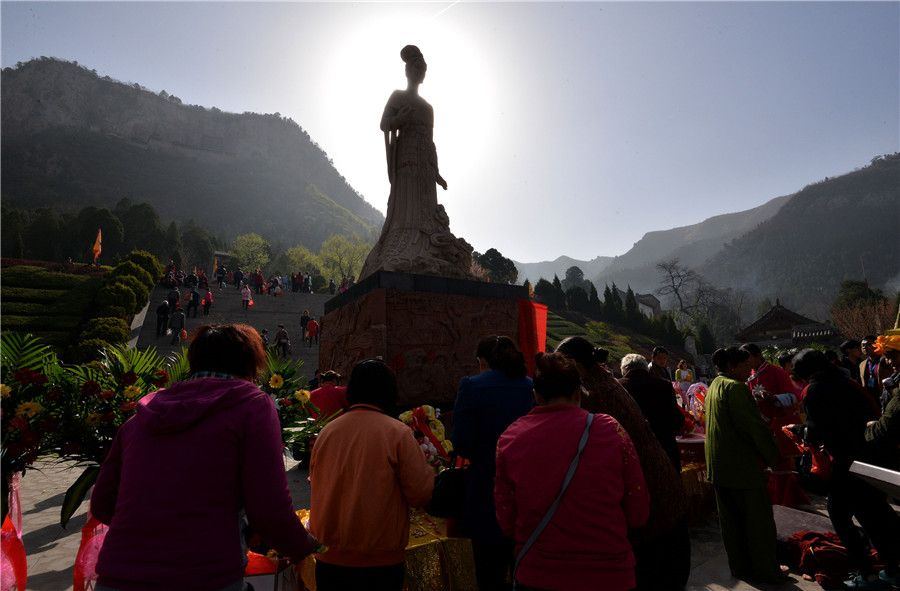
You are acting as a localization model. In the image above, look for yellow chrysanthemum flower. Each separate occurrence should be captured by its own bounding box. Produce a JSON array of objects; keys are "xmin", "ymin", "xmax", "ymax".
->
[
  {"xmin": 269, "ymin": 374, "xmax": 284, "ymax": 389},
  {"xmin": 294, "ymin": 389, "xmax": 310, "ymax": 404},
  {"xmin": 399, "ymin": 411, "xmax": 413, "ymax": 424},
  {"xmin": 428, "ymin": 420, "xmax": 445, "ymax": 440},
  {"xmin": 123, "ymin": 385, "xmax": 142, "ymax": 399},
  {"xmin": 441, "ymin": 440, "xmax": 454, "ymax": 453},
  {"xmin": 86, "ymin": 413, "xmax": 104, "ymax": 427},
  {"xmin": 15, "ymin": 402, "xmax": 42, "ymax": 418},
  {"xmin": 422, "ymin": 405, "xmax": 436, "ymax": 419},
  {"xmin": 0, "ymin": 384, "xmax": 10, "ymax": 399}
]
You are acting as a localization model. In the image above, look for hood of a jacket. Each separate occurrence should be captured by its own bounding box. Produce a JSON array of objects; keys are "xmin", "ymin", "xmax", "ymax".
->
[{"xmin": 136, "ymin": 378, "xmax": 263, "ymax": 435}]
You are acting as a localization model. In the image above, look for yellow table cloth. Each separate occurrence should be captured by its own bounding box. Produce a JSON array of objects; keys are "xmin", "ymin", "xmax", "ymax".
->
[{"xmin": 296, "ymin": 509, "xmax": 477, "ymax": 591}]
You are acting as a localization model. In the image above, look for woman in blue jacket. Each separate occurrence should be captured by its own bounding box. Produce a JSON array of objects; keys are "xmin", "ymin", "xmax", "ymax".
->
[{"xmin": 450, "ymin": 335, "xmax": 534, "ymax": 591}]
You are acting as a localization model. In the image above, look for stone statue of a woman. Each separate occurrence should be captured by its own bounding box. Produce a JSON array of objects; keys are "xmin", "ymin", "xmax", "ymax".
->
[{"xmin": 359, "ymin": 45, "xmax": 480, "ymax": 282}]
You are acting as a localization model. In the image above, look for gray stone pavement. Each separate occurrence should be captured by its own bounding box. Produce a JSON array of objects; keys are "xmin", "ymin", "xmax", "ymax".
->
[
  {"xmin": 137, "ymin": 285, "xmax": 332, "ymax": 382},
  {"xmin": 15, "ymin": 458, "xmax": 828, "ymax": 591}
]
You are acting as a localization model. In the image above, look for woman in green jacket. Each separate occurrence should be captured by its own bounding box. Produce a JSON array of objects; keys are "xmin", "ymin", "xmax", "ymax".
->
[{"xmin": 705, "ymin": 347, "xmax": 788, "ymax": 584}]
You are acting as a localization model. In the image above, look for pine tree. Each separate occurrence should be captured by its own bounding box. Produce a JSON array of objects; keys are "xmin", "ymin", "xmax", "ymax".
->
[
  {"xmin": 588, "ymin": 282, "xmax": 603, "ymax": 319},
  {"xmin": 624, "ymin": 285, "xmax": 642, "ymax": 329}
]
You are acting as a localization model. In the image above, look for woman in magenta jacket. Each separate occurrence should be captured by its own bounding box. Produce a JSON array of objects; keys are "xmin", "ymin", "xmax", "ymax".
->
[
  {"xmin": 91, "ymin": 324, "xmax": 319, "ymax": 591},
  {"xmin": 495, "ymin": 352, "xmax": 649, "ymax": 591}
]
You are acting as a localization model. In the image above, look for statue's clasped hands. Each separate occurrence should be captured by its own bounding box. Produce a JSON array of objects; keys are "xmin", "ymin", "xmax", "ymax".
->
[{"xmin": 392, "ymin": 105, "xmax": 416, "ymax": 129}]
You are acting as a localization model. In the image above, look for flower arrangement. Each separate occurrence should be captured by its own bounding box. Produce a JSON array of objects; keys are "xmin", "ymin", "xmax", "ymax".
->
[
  {"xmin": 0, "ymin": 332, "xmax": 329, "ymax": 527},
  {"xmin": 874, "ymin": 333, "xmax": 900, "ymax": 354},
  {"xmin": 1, "ymin": 332, "xmax": 172, "ymax": 525},
  {"xmin": 257, "ymin": 351, "xmax": 324, "ymax": 455},
  {"xmin": 399, "ymin": 405, "xmax": 453, "ymax": 472}
]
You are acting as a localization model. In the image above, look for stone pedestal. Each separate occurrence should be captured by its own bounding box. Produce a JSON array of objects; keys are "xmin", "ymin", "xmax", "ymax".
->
[{"xmin": 320, "ymin": 271, "xmax": 531, "ymax": 408}]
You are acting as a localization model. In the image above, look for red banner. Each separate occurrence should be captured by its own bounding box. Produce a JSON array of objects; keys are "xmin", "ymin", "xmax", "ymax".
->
[{"xmin": 518, "ymin": 299, "xmax": 548, "ymax": 377}]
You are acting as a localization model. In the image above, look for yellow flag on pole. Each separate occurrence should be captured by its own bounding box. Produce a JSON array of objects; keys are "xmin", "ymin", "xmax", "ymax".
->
[{"xmin": 92, "ymin": 229, "xmax": 102, "ymax": 262}]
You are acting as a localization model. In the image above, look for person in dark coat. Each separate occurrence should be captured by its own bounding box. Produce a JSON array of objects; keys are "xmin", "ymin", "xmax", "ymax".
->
[
  {"xmin": 618, "ymin": 353, "xmax": 685, "ymax": 472},
  {"xmin": 450, "ymin": 336, "xmax": 534, "ymax": 591},
  {"xmin": 168, "ymin": 305, "xmax": 186, "ymax": 346},
  {"xmin": 155, "ymin": 301, "xmax": 170, "ymax": 338},
  {"xmin": 791, "ymin": 349, "xmax": 899, "ymax": 590},
  {"xmin": 166, "ymin": 286, "xmax": 180, "ymax": 312}
]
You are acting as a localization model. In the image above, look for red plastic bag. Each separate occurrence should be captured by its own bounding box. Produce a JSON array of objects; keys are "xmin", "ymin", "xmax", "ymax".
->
[
  {"xmin": 782, "ymin": 426, "xmax": 832, "ymax": 482},
  {"xmin": 73, "ymin": 512, "xmax": 108, "ymax": 591},
  {"xmin": 248, "ymin": 299, "xmax": 254, "ymax": 307},
  {"xmin": 179, "ymin": 329, "xmax": 188, "ymax": 340}
]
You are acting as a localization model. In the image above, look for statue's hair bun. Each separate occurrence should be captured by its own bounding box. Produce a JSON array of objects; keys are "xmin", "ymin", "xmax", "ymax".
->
[{"xmin": 401, "ymin": 45, "xmax": 422, "ymax": 63}]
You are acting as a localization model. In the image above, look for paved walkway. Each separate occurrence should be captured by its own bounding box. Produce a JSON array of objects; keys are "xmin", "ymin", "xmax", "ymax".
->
[
  {"xmin": 16, "ymin": 458, "xmax": 830, "ymax": 591},
  {"xmin": 15, "ymin": 284, "xmax": 835, "ymax": 590},
  {"xmin": 137, "ymin": 285, "xmax": 333, "ymax": 382}
]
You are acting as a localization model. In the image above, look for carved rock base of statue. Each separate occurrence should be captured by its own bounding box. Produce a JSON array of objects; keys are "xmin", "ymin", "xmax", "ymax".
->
[
  {"xmin": 320, "ymin": 271, "xmax": 542, "ymax": 408},
  {"xmin": 359, "ymin": 205, "xmax": 482, "ymax": 282}
]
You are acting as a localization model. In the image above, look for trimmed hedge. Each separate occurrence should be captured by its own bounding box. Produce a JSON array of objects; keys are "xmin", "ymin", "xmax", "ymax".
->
[
  {"xmin": 1, "ymin": 266, "xmax": 91, "ymax": 290},
  {"xmin": 110, "ymin": 274, "xmax": 149, "ymax": 310},
  {"xmin": 1, "ymin": 286, "xmax": 68, "ymax": 304},
  {"xmin": 121, "ymin": 251, "xmax": 164, "ymax": 283},
  {"xmin": 106, "ymin": 261, "xmax": 154, "ymax": 290},
  {"xmin": 71, "ymin": 338, "xmax": 112, "ymax": 364},
  {"xmin": 22, "ymin": 330, "xmax": 74, "ymax": 348},
  {"xmin": 1, "ymin": 302, "xmax": 71, "ymax": 316},
  {"xmin": 48, "ymin": 278, "xmax": 102, "ymax": 315},
  {"xmin": 96, "ymin": 282, "xmax": 136, "ymax": 316},
  {"xmin": 1, "ymin": 315, "xmax": 83, "ymax": 331},
  {"xmin": 81, "ymin": 317, "xmax": 130, "ymax": 345}
]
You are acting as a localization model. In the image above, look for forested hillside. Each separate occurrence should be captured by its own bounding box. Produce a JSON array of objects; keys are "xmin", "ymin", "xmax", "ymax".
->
[
  {"xmin": 1, "ymin": 58, "xmax": 383, "ymax": 251},
  {"xmin": 699, "ymin": 153, "xmax": 899, "ymax": 316}
]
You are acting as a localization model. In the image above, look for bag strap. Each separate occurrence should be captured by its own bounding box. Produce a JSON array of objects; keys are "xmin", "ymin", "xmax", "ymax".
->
[{"xmin": 513, "ymin": 412, "xmax": 594, "ymax": 587}]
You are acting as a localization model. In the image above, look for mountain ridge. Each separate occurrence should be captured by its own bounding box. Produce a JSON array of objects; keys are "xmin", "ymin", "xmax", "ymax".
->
[
  {"xmin": 1, "ymin": 58, "xmax": 383, "ymax": 251},
  {"xmin": 516, "ymin": 155, "xmax": 898, "ymax": 319},
  {"xmin": 516, "ymin": 193, "xmax": 790, "ymax": 287}
]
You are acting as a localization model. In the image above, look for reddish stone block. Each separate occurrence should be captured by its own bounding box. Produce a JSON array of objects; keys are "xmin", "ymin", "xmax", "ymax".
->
[{"xmin": 320, "ymin": 272, "xmax": 527, "ymax": 408}]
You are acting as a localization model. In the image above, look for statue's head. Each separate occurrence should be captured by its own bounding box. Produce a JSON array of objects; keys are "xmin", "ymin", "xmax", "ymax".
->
[{"xmin": 401, "ymin": 45, "xmax": 427, "ymax": 84}]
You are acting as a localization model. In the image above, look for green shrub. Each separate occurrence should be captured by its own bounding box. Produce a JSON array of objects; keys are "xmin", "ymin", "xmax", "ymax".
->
[
  {"xmin": 0, "ymin": 315, "xmax": 83, "ymax": 331},
  {"xmin": 110, "ymin": 274, "xmax": 149, "ymax": 310},
  {"xmin": 0, "ymin": 266, "xmax": 89, "ymax": 290},
  {"xmin": 97, "ymin": 305, "xmax": 127, "ymax": 319},
  {"xmin": 0, "ymin": 286, "xmax": 66, "ymax": 304},
  {"xmin": 0, "ymin": 301, "xmax": 70, "ymax": 316},
  {"xmin": 71, "ymin": 338, "xmax": 111, "ymax": 363},
  {"xmin": 81, "ymin": 317, "xmax": 130, "ymax": 345},
  {"xmin": 105, "ymin": 261, "xmax": 154, "ymax": 290},
  {"xmin": 96, "ymin": 282, "xmax": 137, "ymax": 315},
  {"xmin": 121, "ymin": 250, "xmax": 164, "ymax": 282},
  {"xmin": 24, "ymin": 330, "xmax": 74, "ymax": 348},
  {"xmin": 48, "ymin": 278, "xmax": 102, "ymax": 316}
]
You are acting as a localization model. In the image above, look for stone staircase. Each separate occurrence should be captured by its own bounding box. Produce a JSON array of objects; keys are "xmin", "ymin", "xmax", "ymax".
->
[{"xmin": 134, "ymin": 285, "xmax": 333, "ymax": 382}]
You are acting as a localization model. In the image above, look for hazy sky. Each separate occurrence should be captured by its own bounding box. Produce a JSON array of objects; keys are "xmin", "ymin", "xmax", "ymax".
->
[{"xmin": 2, "ymin": 1, "xmax": 898, "ymax": 263}]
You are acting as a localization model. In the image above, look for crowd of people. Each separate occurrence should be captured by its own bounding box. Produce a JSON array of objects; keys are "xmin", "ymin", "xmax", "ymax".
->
[
  {"xmin": 156, "ymin": 263, "xmax": 328, "ymax": 355},
  {"xmin": 85, "ymin": 305, "xmax": 900, "ymax": 591},
  {"xmin": 161, "ymin": 260, "xmax": 355, "ymax": 298},
  {"xmin": 703, "ymin": 333, "xmax": 900, "ymax": 590}
]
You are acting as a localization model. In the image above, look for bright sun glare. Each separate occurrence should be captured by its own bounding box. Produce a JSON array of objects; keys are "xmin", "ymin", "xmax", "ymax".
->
[{"xmin": 316, "ymin": 11, "xmax": 497, "ymax": 214}]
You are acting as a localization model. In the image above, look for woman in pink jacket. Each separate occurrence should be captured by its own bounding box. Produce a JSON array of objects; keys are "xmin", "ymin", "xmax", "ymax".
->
[
  {"xmin": 91, "ymin": 324, "xmax": 320, "ymax": 591},
  {"xmin": 495, "ymin": 352, "xmax": 649, "ymax": 591}
]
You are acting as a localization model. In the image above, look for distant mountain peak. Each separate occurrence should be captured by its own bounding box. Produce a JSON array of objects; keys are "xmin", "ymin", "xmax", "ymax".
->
[{"xmin": 2, "ymin": 57, "xmax": 384, "ymax": 250}]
